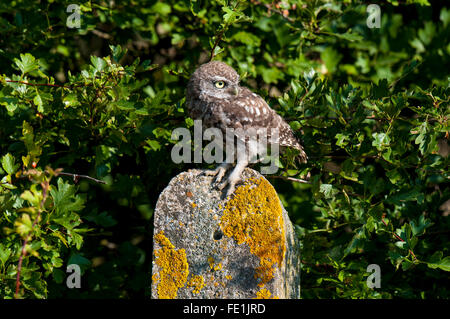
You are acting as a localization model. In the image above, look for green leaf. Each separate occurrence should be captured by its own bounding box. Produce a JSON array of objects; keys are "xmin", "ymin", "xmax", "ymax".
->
[
  {"xmin": 114, "ymin": 100, "xmax": 135, "ymax": 111},
  {"xmin": 414, "ymin": 122, "xmax": 436, "ymax": 155},
  {"xmin": 145, "ymin": 139, "xmax": 161, "ymax": 151},
  {"xmin": 372, "ymin": 79, "xmax": 389, "ymax": 99},
  {"xmin": 0, "ymin": 243, "xmax": 11, "ymax": 266},
  {"xmin": 21, "ymin": 187, "xmax": 42, "ymax": 208},
  {"xmin": 68, "ymin": 254, "xmax": 91, "ymax": 275},
  {"xmin": 428, "ymin": 251, "xmax": 443, "ymax": 263},
  {"xmin": 90, "ymin": 56, "xmax": 107, "ymax": 72},
  {"xmin": 388, "ymin": 251, "xmax": 405, "ymax": 270},
  {"xmin": 70, "ymin": 231, "xmax": 84, "ymax": 250},
  {"xmin": 2, "ymin": 153, "xmax": 20, "ymax": 175},
  {"xmin": 289, "ymin": 121, "xmax": 301, "ymax": 131},
  {"xmin": 0, "ymin": 175, "xmax": 16, "ymax": 189},
  {"xmin": 63, "ymin": 93, "xmax": 80, "ymax": 108},
  {"xmin": 386, "ymin": 187, "xmax": 423, "ymax": 205},
  {"xmin": 21, "ymin": 120, "xmax": 42, "ymax": 158},
  {"xmin": 84, "ymin": 211, "xmax": 117, "ymax": 227},
  {"xmin": 335, "ymin": 133, "xmax": 350, "ymax": 147},
  {"xmin": 50, "ymin": 178, "xmax": 85, "ymax": 215},
  {"xmin": 222, "ymin": 6, "xmax": 237, "ymax": 24},
  {"xmin": 410, "ymin": 215, "xmax": 432, "ymax": 236},
  {"xmin": 231, "ymin": 31, "xmax": 261, "ymax": 46},
  {"xmin": 110, "ymin": 45, "xmax": 127, "ymax": 63},
  {"xmin": 52, "ymin": 269, "xmax": 65, "ymax": 284},
  {"xmin": 401, "ymin": 259, "xmax": 415, "ymax": 271},
  {"xmin": 257, "ymin": 66, "xmax": 283, "ymax": 84},
  {"xmin": 331, "ymin": 31, "xmax": 363, "ymax": 42},
  {"xmin": 51, "ymin": 255, "xmax": 64, "ymax": 268},
  {"xmin": 344, "ymin": 227, "xmax": 365, "ymax": 256},
  {"xmin": 190, "ymin": 0, "xmax": 207, "ymax": 18},
  {"xmin": 0, "ymin": 97, "xmax": 19, "ymax": 112},
  {"xmin": 386, "ymin": 169, "xmax": 402, "ymax": 184},
  {"xmin": 440, "ymin": 7, "xmax": 450, "ymax": 27},
  {"xmin": 14, "ymin": 214, "xmax": 34, "ymax": 236},
  {"xmin": 372, "ymin": 132, "xmax": 390, "ymax": 151},
  {"xmin": 321, "ymin": 47, "xmax": 342, "ymax": 73},
  {"xmin": 319, "ymin": 184, "xmax": 338, "ymax": 198},
  {"xmin": 427, "ymin": 256, "xmax": 450, "ymax": 272},
  {"xmin": 14, "ymin": 53, "xmax": 39, "ymax": 74},
  {"xmin": 150, "ymin": 2, "xmax": 172, "ymax": 15},
  {"xmin": 418, "ymin": 21, "xmax": 436, "ymax": 45},
  {"xmin": 33, "ymin": 93, "xmax": 44, "ymax": 113}
]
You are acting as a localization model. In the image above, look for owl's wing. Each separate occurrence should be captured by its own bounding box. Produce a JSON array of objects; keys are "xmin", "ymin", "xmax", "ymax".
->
[
  {"xmin": 220, "ymin": 87, "xmax": 306, "ymax": 156},
  {"xmin": 219, "ymin": 87, "xmax": 273, "ymax": 130}
]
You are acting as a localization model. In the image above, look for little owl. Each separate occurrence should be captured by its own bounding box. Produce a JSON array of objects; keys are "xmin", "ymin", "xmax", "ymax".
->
[{"xmin": 186, "ymin": 61, "xmax": 307, "ymax": 198}]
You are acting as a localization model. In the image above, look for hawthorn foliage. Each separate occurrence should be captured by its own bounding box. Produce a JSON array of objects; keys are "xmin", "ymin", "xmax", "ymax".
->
[{"xmin": 0, "ymin": 0, "xmax": 449, "ymax": 298}]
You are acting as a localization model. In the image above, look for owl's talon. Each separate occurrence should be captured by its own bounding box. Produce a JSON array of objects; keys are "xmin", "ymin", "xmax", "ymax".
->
[
  {"xmin": 214, "ymin": 168, "xmax": 227, "ymax": 184},
  {"xmin": 216, "ymin": 180, "xmax": 236, "ymax": 200},
  {"xmin": 203, "ymin": 169, "xmax": 218, "ymax": 176},
  {"xmin": 225, "ymin": 184, "xmax": 236, "ymax": 199},
  {"xmin": 203, "ymin": 164, "xmax": 231, "ymax": 185},
  {"xmin": 217, "ymin": 175, "xmax": 243, "ymax": 199},
  {"xmin": 216, "ymin": 180, "xmax": 228, "ymax": 191}
]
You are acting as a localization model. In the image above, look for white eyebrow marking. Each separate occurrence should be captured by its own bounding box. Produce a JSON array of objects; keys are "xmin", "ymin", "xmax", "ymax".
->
[{"xmin": 212, "ymin": 76, "xmax": 229, "ymax": 82}]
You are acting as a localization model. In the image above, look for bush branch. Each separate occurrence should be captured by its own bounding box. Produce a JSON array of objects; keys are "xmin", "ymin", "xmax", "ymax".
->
[
  {"xmin": 266, "ymin": 174, "xmax": 311, "ymax": 184},
  {"xmin": 58, "ymin": 172, "xmax": 106, "ymax": 184}
]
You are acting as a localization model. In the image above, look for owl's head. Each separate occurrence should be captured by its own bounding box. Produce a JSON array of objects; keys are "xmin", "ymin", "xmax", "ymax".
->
[{"xmin": 187, "ymin": 61, "xmax": 240, "ymax": 102}]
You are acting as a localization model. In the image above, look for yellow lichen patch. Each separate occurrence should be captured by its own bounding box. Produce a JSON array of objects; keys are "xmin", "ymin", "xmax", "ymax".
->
[
  {"xmin": 225, "ymin": 275, "xmax": 233, "ymax": 280},
  {"xmin": 208, "ymin": 256, "xmax": 222, "ymax": 271},
  {"xmin": 187, "ymin": 275, "xmax": 205, "ymax": 294},
  {"xmin": 254, "ymin": 288, "xmax": 279, "ymax": 299},
  {"xmin": 153, "ymin": 230, "xmax": 189, "ymax": 299},
  {"xmin": 219, "ymin": 177, "xmax": 286, "ymax": 287},
  {"xmin": 191, "ymin": 202, "xmax": 197, "ymax": 208},
  {"xmin": 208, "ymin": 256, "xmax": 214, "ymax": 269}
]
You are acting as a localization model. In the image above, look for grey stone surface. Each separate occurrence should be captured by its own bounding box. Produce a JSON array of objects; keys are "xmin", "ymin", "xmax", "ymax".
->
[{"xmin": 151, "ymin": 168, "xmax": 301, "ymax": 299}]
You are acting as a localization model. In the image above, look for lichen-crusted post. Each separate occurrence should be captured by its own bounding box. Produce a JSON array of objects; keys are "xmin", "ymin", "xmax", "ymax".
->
[{"xmin": 151, "ymin": 168, "xmax": 301, "ymax": 299}]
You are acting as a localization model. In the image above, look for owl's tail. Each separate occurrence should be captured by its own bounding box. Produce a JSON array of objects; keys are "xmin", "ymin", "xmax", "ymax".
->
[{"xmin": 295, "ymin": 146, "xmax": 308, "ymax": 164}]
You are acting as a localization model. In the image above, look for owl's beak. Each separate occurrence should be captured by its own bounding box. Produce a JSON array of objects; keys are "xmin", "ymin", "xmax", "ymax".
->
[{"xmin": 229, "ymin": 86, "xmax": 239, "ymax": 96}]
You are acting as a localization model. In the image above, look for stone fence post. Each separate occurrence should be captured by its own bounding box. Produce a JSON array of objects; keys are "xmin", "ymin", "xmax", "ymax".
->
[{"xmin": 151, "ymin": 168, "xmax": 301, "ymax": 299}]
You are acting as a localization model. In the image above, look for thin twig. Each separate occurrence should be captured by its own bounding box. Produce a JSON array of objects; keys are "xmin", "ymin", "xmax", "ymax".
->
[
  {"xmin": 210, "ymin": 28, "xmax": 226, "ymax": 61},
  {"xmin": 266, "ymin": 175, "xmax": 311, "ymax": 184},
  {"xmin": 15, "ymin": 239, "xmax": 29, "ymax": 297},
  {"xmin": 251, "ymin": 0, "xmax": 295, "ymax": 23},
  {"xmin": 91, "ymin": 29, "xmax": 112, "ymax": 39},
  {"xmin": 58, "ymin": 172, "xmax": 106, "ymax": 184},
  {"xmin": 381, "ymin": 215, "xmax": 418, "ymax": 261},
  {"xmin": 5, "ymin": 80, "xmax": 75, "ymax": 89},
  {"xmin": 209, "ymin": 1, "xmax": 241, "ymax": 61}
]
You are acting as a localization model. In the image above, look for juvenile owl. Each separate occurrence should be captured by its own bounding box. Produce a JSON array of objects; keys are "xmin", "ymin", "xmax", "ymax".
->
[{"xmin": 186, "ymin": 61, "xmax": 307, "ymax": 197}]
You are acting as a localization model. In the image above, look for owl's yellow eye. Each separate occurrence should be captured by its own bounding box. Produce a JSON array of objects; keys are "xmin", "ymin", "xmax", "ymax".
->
[{"xmin": 214, "ymin": 81, "xmax": 225, "ymax": 88}]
